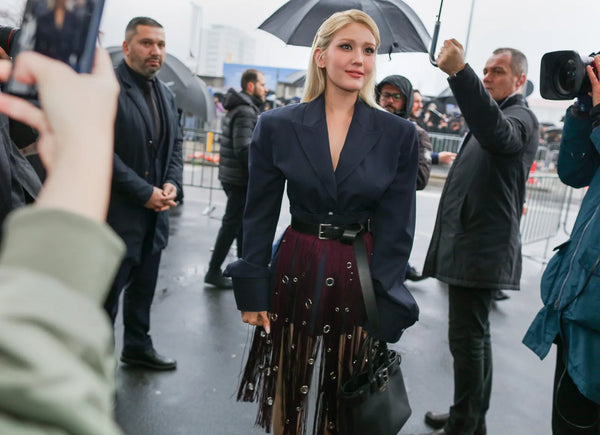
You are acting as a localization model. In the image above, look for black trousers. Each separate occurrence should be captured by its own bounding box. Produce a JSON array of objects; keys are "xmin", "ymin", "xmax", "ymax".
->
[
  {"xmin": 553, "ymin": 340, "xmax": 600, "ymax": 434},
  {"xmin": 446, "ymin": 285, "xmax": 493, "ymax": 435},
  {"xmin": 208, "ymin": 182, "xmax": 246, "ymax": 270},
  {"xmin": 104, "ymin": 240, "xmax": 162, "ymax": 351}
]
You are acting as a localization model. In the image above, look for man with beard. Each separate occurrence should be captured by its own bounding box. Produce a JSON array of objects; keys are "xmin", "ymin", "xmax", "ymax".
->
[
  {"xmin": 376, "ymin": 75, "xmax": 432, "ymax": 281},
  {"xmin": 204, "ymin": 69, "xmax": 267, "ymax": 288},
  {"xmin": 103, "ymin": 17, "xmax": 182, "ymax": 370}
]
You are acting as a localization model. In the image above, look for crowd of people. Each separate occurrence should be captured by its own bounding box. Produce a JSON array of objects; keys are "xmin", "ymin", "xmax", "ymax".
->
[{"xmin": 0, "ymin": 5, "xmax": 599, "ymax": 435}]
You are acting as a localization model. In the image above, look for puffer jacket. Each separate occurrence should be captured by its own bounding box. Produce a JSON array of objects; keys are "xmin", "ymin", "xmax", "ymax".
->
[
  {"xmin": 218, "ymin": 89, "xmax": 262, "ymax": 186},
  {"xmin": 523, "ymin": 105, "xmax": 600, "ymax": 404}
]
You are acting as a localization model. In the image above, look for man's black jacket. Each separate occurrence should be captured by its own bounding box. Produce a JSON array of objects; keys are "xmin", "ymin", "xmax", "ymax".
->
[
  {"xmin": 423, "ymin": 64, "xmax": 539, "ymax": 290},
  {"xmin": 107, "ymin": 61, "xmax": 183, "ymax": 261}
]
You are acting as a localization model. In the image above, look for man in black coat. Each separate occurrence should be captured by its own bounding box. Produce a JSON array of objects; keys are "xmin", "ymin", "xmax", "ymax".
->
[
  {"xmin": 204, "ymin": 69, "xmax": 267, "ymax": 288},
  {"xmin": 103, "ymin": 17, "xmax": 183, "ymax": 370},
  {"xmin": 422, "ymin": 40, "xmax": 539, "ymax": 435}
]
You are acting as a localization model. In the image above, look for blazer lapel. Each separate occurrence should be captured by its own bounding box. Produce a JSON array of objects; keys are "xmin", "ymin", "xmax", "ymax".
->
[
  {"xmin": 292, "ymin": 95, "xmax": 337, "ymax": 199},
  {"xmin": 334, "ymin": 100, "xmax": 382, "ymax": 185},
  {"xmin": 119, "ymin": 63, "xmax": 154, "ymax": 136}
]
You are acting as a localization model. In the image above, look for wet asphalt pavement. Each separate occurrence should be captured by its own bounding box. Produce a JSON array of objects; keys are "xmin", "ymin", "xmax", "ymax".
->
[{"xmin": 112, "ymin": 174, "xmax": 568, "ymax": 435}]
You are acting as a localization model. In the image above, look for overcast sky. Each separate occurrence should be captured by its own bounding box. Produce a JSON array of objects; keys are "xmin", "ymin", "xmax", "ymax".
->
[
  {"xmin": 3, "ymin": 0, "xmax": 600, "ymax": 103},
  {"xmin": 98, "ymin": 0, "xmax": 600, "ymax": 99}
]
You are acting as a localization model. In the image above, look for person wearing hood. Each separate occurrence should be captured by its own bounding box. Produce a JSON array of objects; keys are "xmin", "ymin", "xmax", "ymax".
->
[
  {"xmin": 376, "ymin": 75, "xmax": 432, "ymax": 282},
  {"xmin": 204, "ymin": 69, "xmax": 267, "ymax": 288}
]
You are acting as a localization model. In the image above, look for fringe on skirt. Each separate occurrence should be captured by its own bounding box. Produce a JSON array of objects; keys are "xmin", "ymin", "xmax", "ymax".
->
[{"xmin": 237, "ymin": 227, "xmax": 376, "ymax": 434}]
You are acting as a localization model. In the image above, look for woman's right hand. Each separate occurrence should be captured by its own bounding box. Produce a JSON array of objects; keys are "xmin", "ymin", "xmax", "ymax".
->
[{"xmin": 241, "ymin": 311, "xmax": 271, "ymax": 334}]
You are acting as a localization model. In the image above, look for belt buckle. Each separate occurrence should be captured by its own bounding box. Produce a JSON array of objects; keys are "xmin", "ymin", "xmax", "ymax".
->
[
  {"xmin": 318, "ymin": 223, "xmax": 332, "ymax": 239},
  {"xmin": 378, "ymin": 367, "xmax": 389, "ymax": 391}
]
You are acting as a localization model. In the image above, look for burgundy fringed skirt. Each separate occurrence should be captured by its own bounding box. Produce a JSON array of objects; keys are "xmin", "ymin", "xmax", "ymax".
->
[{"xmin": 237, "ymin": 226, "xmax": 375, "ymax": 434}]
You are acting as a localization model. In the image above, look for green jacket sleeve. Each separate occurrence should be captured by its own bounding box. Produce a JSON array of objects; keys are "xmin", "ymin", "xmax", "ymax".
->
[{"xmin": 0, "ymin": 207, "xmax": 125, "ymax": 435}]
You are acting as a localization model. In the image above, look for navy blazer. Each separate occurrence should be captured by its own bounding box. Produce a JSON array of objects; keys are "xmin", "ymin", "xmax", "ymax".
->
[
  {"xmin": 107, "ymin": 61, "xmax": 183, "ymax": 261},
  {"xmin": 226, "ymin": 94, "xmax": 420, "ymax": 342}
]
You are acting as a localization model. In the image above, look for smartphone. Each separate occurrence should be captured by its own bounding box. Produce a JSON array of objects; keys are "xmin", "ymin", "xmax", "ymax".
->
[{"xmin": 5, "ymin": 0, "xmax": 105, "ymax": 99}]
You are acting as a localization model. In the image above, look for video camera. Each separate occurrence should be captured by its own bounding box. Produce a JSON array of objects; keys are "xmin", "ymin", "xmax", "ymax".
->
[
  {"xmin": 540, "ymin": 50, "xmax": 598, "ymax": 100},
  {"xmin": 0, "ymin": 26, "xmax": 20, "ymax": 57}
]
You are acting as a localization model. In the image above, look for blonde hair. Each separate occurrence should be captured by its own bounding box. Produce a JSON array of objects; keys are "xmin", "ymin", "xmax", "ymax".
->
[{"xmin": 302, "ymin": 9, "xmax": 380, "ymax": 108}]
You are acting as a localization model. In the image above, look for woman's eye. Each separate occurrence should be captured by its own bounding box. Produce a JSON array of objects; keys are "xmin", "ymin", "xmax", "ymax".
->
[
  {"xmin": 340, "ymin": 43, "xmax": 352, "ymax": 50},
  {"xmin": 364, "ymin": 47, "xmax": 375, "ymax": 55}
]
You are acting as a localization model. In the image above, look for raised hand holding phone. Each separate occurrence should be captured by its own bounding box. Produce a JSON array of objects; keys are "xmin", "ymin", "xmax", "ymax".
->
[{"xmin": 5, "ymin": 0, "xmax": 105, "ymax": 100}]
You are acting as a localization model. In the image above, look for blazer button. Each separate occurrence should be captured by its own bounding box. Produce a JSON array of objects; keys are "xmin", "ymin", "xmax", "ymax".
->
[
  {"xmin": 148, "ymin": 140, "xmax": 153, "ymax": 145},
  {"xmin": 144, "ymin": 171, "xmax": 149, "ymax": 177}
]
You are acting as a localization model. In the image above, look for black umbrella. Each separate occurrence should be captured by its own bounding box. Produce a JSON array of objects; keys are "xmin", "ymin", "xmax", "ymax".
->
[
  {"xmin": 259, "ymin": 0, "xmax": 431, "ymax": 56},
  {"xmin": 107, "ymin": 46, "xmax": 215, "ymax": 125}
]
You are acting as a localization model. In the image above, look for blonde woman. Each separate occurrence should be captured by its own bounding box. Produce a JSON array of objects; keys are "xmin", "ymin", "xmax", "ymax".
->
[{"xmin": 226, "ymin": 9, "xmax": 419, "ymax": 434}]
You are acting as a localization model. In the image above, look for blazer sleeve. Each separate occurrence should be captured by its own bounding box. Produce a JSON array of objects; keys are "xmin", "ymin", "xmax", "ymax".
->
[
  {"xmin": 112, "ymin": 153, "xmax": 154, "ymax": 205},
  {"xmin": 416, "ymin": 126, "xmax": 432, "ymax": 190},
  {"xmin": 225, "ymin": 114, "xmax": 286, "ymax": 311},
  {"xmin": 557, "ymin": 107, "xmax": 600, "ymax": 188},
  {"xmin": 366, "ymin": 123, "xmax": 420, "ymax": 342},
  {"xmin": 164, "ymin": 98, "xmax": 184, "ymax": 194},
  {"xmin": 448, "ymin": 64, "xmax": 537, "ymax": 155},
  {"xmin": 111, "ymin": 105, "xmax": 154, "ymax": 206}
]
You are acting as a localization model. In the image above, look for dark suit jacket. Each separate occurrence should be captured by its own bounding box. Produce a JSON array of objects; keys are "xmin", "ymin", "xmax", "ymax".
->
[
  {"xmin": 226, "ymin": 94, "xmax": 420, "ymax": 342},
  {"xmin": 107, "ymin": 61, "xmax": 183, "ymax": 261}
]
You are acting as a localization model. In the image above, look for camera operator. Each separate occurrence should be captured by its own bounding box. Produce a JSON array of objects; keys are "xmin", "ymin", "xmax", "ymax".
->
[{"xmin": 524, "ymin": 54, "xmax": 600, "ymax": 435}]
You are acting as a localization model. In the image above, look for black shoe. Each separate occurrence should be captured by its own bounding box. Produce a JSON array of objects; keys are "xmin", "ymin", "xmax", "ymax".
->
[
  {"xmin": 405, "ymin": 265, "xmax": 427, "ymax": 282},
  {"xmin": 204, "ymin": 268, "xmax": 233, "ymax": 289},
  {"xmin": 121, "ymin": 348, "xmax": 177, "ymax": 371},
  {"xmin": 492, "ymin": 289, "xmax": 510, "ymax": 301},
  {"xmin": 425, "ymin": 411, "xmax": 449, "ymax": 429}
]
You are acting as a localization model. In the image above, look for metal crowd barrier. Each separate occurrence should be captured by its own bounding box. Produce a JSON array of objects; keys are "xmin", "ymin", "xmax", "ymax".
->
[
  {"xmin": 182, "ymin": 128, "xmax": 220, "ymax": 190},
  {"xmin": 428, "ymin": 132, "xmax": 464, "ymax": 153},
  {"xmin": 182, "ymin": 128, "xmax": 221, "ymax": 215},
  {"xmin": 520, "ymin": 173, "xmax": 568, "ymax": 245}
]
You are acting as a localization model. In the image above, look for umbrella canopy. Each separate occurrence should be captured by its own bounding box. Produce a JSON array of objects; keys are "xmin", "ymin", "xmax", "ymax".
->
[
  {"xmin": 259, "ymin": 0, "xmax": 431, "ymax": 55},
  {"xmin": 107, "ymin": 46, "xmax": 215, "ymax": 126}
]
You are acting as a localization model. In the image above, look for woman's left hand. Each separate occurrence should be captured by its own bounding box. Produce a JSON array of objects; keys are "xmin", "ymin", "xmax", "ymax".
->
[{"xmin": 241, "ymin": 311, "xmax": 271, "ymax": 334}]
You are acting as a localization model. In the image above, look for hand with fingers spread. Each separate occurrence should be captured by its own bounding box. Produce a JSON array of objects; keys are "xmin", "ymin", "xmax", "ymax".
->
[
  {"xmin": 437, "ymin": 38, "xmax": 467, "ymax": 77},
  {"xmin": 241, "ymin": 311, "xmax": 271, "ymax": 334},
  {"xmin": 0, "ymin": 49, "xmax": 119, "ymax": 221}
]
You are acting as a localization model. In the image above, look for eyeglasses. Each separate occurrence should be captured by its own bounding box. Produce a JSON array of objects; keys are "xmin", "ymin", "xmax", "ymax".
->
[{"xmin": 379, "ymin": 92, "xmax": 404, "ymax": 102}]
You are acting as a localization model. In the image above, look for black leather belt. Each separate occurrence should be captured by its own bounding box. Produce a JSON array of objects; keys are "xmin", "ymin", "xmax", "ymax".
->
[
  {"xmin": 290, "ymin": 217, "xmax": 379, "ymax": 332},
  {"xmin": 291, "ymin": 217, "xmax": 372, "ymax": 244}
]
